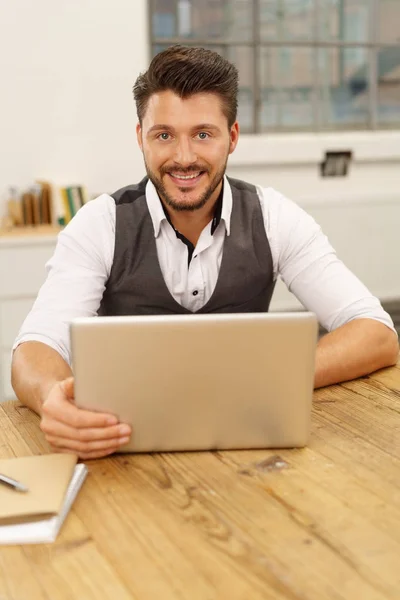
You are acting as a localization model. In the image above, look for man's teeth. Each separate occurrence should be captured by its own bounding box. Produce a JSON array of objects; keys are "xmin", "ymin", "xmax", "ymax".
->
[{"xmin": 170, "ymin": 172, "xmax": 201, "ymax": 180}]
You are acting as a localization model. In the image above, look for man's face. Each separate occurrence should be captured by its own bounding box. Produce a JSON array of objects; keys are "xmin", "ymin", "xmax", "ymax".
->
[{"xmin": 137, "ymin": 91, "xmax": 239, "ymax": 212}]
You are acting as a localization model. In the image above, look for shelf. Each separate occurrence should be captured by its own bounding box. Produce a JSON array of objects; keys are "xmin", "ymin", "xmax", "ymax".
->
[
  {"xmin": 0, "ymin": 225, "xmax": 62, "ymax": 248},
  {"xmin": 0, "ymin": 225, "xmax": 61, "ymax": 238}
]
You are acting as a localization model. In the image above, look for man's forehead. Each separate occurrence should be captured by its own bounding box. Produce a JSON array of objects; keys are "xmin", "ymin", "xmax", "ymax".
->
[{"xmin": 143, "ymin": 91, "xmax": 225, "ymax": 121}]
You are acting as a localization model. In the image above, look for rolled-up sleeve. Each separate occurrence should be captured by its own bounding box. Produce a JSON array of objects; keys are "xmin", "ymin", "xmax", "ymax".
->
[
  {"xmin": 12, "ymin": 194, "xmax": 116, "ymax": 365},
  {"xmin": 261, "ymin": 187, "xmax": 396, "ymax": 334}
]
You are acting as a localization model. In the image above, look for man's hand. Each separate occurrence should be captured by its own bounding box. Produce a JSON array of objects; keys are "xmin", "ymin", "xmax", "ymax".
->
[{"xmin": 40, "ymin": 377, "xmax": 132, "ymax": 459}]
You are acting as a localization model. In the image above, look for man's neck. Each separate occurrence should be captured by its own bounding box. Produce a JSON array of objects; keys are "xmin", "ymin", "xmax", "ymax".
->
[{"xmin": 161, "ymin": 181, "xmax": 223, "ymax": 247}]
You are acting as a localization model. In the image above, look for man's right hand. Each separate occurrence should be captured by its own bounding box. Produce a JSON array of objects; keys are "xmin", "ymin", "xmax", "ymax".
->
[{"xmin": 40, "ymin": 377, "xmax": 132, "ymax": 459}]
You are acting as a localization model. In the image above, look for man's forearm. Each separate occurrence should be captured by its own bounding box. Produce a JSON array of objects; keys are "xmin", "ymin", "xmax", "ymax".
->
[
  {"xmin": 11, "ymin": 342, "xmax": 72, "ymax": 415},
  {"xmin": 314, "ymin": 318, "xmax": 399, "ymax": 389}
]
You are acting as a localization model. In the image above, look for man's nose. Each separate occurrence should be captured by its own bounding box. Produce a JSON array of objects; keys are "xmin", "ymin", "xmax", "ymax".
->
[{"xmin": 173, "ymin": 137, "xmax": 197, "ymax": 167}]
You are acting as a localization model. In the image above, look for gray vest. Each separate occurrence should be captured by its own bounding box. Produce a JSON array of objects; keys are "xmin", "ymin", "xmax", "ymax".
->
[{"xmin": 98, "ymin": 177, "xmax": 275, "ymax": 315}]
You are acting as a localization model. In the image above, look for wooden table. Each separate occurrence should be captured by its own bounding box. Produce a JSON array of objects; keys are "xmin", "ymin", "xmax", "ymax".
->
[{"xmin": 1, "ymin": 365, "xmax": 400, "ymax": 600}]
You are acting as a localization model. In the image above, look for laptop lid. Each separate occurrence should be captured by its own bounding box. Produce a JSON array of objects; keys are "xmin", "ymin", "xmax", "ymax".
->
[{"xmin": 71, "ymin": 312, "xmax": 318, "ymax": 453}]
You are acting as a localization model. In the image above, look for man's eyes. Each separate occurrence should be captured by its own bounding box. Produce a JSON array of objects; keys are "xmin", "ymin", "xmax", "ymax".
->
[{"xmin": 157, "ymin": 132, "xmax": 211, "ymax": 141}]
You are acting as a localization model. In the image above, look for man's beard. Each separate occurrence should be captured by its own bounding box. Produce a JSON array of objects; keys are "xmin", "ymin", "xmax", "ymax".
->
[{"xmin": 144, "ymin": 157, "xmax": 228, "ymax": 212}]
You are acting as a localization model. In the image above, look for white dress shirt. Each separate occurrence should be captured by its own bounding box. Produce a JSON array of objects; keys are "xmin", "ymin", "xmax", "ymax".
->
[{"xmin": 14, "ymin": 176, "xmax": 395, "ymax": 366}]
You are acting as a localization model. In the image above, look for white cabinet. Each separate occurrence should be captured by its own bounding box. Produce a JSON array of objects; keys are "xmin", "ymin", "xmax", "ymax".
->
[{"xmin": 0, "ymin": 233, "xmax": 58, "ymax": 402}]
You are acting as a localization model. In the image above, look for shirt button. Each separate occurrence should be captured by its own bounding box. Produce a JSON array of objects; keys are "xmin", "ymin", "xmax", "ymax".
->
[{"xmin": 192, "ymin": 290, "xmax": 199, "ymax": 296}]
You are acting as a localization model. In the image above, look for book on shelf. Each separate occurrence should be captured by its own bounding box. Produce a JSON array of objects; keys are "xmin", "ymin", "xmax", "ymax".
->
[
  {"xmin": 21, "ymin": 192, "xmax": 33, "ymax": 225},
  {"xmin": 59, "ymin": 185, "xmax": 89, "ymax": 224},
  {"xmin": 37, "ymin": 180, "xmax": 53, "ymax": 225},
  {"xmin": 4, "ymin": 181, "xmax": 89, "ymax": 230},
  {"xmin": 6, "ymin": 181, "xmax": 54, "ymax": 228}
]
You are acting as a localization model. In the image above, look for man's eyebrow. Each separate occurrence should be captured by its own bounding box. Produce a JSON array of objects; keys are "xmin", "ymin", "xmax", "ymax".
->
[
  {"xmin": 147, "ymin": 124, "xmax": 175, "ymax": 134},
  {"xmin": 147, "ymin": 123, "xmax": 222, "ymax": 134},
  {"xmin": 194, "ymin": 123, "xmax": 221, "ymax": 132}
]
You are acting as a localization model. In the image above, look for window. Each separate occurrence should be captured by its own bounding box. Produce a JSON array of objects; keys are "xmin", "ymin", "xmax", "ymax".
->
[{"xmin": 150, "ymin": 0, "xmax": 400, "ymax": 133}]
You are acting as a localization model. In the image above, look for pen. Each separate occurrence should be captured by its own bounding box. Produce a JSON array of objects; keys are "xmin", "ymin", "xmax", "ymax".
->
[{"xmin": 0, "ymin": 473, "xmax": 29, "ymax": 493}]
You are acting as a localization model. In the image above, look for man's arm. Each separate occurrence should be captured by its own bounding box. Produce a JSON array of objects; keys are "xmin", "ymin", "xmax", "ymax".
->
[
  {"xmin": 12, "ymin": 341, "xmax": 72, "ymax": 414},
  {"xmin": 314, "ymin": 318, "xmax": 399, "ymax": 389},
  {"xmin": 263, "ymin": 188, "xmax": 398, "ymax": 386},
  {"xmin": 12, "ymin": 194, "xmax": 116, "ymax": 368},
  {"xmin": 11, "ymin": 197, "xmax": 131, "ymax": 458}
]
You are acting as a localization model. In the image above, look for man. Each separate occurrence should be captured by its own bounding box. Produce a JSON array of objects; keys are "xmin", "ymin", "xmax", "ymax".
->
[{"xmin": 12, "ymin": 46, "xmax": 398, "ymax": 460}]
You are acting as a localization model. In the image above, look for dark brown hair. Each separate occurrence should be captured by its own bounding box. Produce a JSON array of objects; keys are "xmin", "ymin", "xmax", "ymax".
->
[{"xmin": 133, "ymin": 45, "xmax": 238, "ymax": 127}]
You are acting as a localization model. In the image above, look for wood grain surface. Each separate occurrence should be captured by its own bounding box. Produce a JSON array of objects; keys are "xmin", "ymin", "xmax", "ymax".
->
[{"xmin": 0, "ymin": 363, "xmax": 399, "ymax": 600}]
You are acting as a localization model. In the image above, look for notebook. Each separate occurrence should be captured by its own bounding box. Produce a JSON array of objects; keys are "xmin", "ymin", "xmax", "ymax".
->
[{"xmin": 0, "ymin": 454, "xmax": 88, "ymax": 545}]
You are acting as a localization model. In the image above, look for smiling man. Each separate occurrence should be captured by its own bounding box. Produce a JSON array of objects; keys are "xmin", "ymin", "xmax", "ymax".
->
[{"xmin": 11, "ymin": 46, "xmax": 398, "ymax": 459}]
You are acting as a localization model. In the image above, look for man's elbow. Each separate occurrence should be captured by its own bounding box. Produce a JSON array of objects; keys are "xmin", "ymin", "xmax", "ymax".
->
[
  {"xmin": 357, "ymin": 319, "xmax": 399, "ymax": 372},
  {"xmin": 380, "ymin": 328, "xmax": 399, "ymax": 367},
  {"xmin": 386, "ymin": 329, "xmax": 399, "ymax": 367}
]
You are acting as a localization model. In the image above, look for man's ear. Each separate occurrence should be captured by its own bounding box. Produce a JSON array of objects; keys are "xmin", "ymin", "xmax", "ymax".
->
[
  {"xmin": 229, "ymin": 121, "xmax": 239, "ymax": 154},
  {"xmin": 136, "ymin": 123, "xmax": 143, "ymax": 151}
]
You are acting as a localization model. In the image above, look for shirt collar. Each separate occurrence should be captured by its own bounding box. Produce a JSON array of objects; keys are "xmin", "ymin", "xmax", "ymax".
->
[{"xmin": 145, "ymin": 175, "xmax": 232, "ymax": 238}]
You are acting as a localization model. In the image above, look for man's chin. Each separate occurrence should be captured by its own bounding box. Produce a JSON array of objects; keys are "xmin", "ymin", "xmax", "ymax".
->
[
  {"xmin": 164, "ymin": 194, "xmax": 207, "ymax": 212},
  {"xmin": 162, "ymin": 181, "xmax": 209, "ymax": 211}
]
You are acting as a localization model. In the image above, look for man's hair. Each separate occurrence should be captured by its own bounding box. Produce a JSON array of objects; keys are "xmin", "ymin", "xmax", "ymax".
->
[{"xmin": 133, "ymin": 45, "xmax": 238, "ymax": 127}]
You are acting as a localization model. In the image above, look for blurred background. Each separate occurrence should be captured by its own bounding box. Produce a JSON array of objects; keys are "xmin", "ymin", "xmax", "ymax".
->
[{"xmin": 0, "ymin": 1, "xmax": 399, "ymax": 342}]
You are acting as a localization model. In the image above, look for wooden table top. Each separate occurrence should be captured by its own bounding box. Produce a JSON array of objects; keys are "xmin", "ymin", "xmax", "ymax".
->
[{"xmin": 1, "ymin": 365, "xmax": 399, "ymax": 600}]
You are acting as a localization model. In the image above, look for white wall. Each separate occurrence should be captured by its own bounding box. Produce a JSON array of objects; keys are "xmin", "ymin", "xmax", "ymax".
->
[
  {"xmin": 0, "ymin": 0, "xmax": 149, "ymax": 199},
  {"xmin": 1, "ymin": 1, "xmax": 399, "ymax": 310}
]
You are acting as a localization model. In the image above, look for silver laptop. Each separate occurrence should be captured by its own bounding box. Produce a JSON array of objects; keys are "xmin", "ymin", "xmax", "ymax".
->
[{"xmin": 70, "ymin": 312, "xmax": 318, "ymax": 453}]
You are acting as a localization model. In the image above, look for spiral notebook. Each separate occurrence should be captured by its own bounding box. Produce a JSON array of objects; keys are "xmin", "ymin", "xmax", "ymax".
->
[{"xmin": 0, "ymin": 454, "xmax": 88, "ymax": 545}]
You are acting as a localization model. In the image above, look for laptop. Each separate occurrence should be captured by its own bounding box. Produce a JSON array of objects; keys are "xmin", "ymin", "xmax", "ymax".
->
[{"xmin": 70, "ymin": 312, "xmax": 318, "ymax": 453}]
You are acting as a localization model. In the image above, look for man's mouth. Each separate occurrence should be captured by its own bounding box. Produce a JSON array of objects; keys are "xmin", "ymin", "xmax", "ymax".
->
[{"xmin": 167, "ymin": 171, "xmax": 205, "ymax": 187}]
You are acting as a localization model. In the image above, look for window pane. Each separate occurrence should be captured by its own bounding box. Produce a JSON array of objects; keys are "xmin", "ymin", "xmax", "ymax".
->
[
  {"xmin": 228, "ymin": 0, "xmax": 254, "ymax": 42},
  {"xmin": 175, "ymin": 0, "xmax": 253, "ymax": 42},
  {"xmin": 152, "ymin": 0, "xmax": 176, "ymax": 38},
  {"xmin": 177, "ymin": 0, "xmax": 191, "ymax": 37},
  {"xmin": 377, "ymin": 0, "xmax": 400, "ymax": 44},
  {"xmin": 259, "ymin": 47, "xmax": 316, "ymax": 131},
  {"xmin": 226, "ymin": 46, "xmax": 254, "ymax": 132},
  {"xmin": 318, "ymin": 0, "xmax": 370, "ymax": 43},
  {"xmin": 260, "ymin": 0, "xmax": 317, "ymax": 41},
  {"xmin": 318, "ymin": 47, "xmax": 370, "ymax": 127},
  {"xmin": 377, "ymin": 47, "xmax": 400, "ymax": 125}
]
